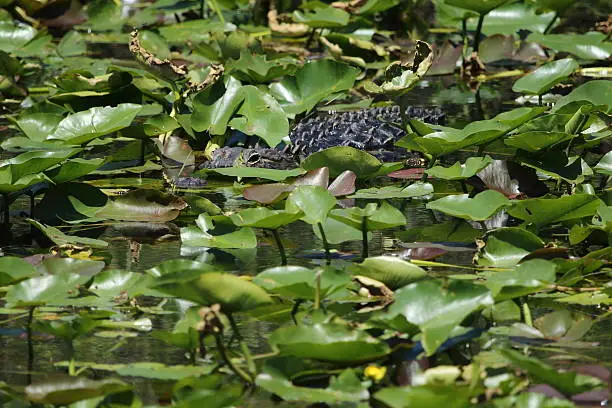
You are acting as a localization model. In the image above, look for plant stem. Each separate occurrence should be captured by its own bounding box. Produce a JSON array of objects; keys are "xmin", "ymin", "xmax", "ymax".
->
[
  {"xmin": 214, "ymin": 334, "xmax": 252, "ymax": 384},
  {"xmin": 317, "ymin": 222, "xmax": 331, "ymax": 265},
  {"xmin": 208, "ymin": 0, "xmax": 225, "ymax": 23},
  {"xmin": 272, "ymin": 229, "xmax": 287, "ymax": 266},
  {"xmin": 26, "ymin": 307, "xmax": 35, "ymax": 384},
  {"xmin": 462, "ymin": 18, "xmax": 468, "ymax": 57},
  {"xmin": 314, "ymin": 269, "xmax": 322, "ymax": 310},
  {"xmin": 2, "ymin": 194, "xmax": 9, "ymax": 226},
  {"xmin": 291, "ymin": 299, "xmax": 303, "ymax": 324},
  {"xmin": 544, "ymin": 13, "xmax": 558, "ymax": 34},
  {"xmin": 473, "ymin": 14, "xmax": 485, "ymax": 53},
  {"xmin": 522, "ymin": 299, "xmax": 533, "ymax": 327},
  {"xmin": 361, "ymin": 217, "xmax": 369, "ymax": 260},
  {"xmin": 228, "ymin": 314, "xmax": 256, "ymax": 377}
]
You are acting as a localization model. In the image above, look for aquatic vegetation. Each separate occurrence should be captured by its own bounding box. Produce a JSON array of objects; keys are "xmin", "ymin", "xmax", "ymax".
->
[{"xmin": 0, "ymin": 0, "xmax": 610, "ymax": 406}]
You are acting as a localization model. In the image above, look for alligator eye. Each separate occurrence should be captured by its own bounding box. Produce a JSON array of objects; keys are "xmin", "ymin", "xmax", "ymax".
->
[{"xmin": 246, "ymin": 152, "xmax": 261, "ymax": 164}]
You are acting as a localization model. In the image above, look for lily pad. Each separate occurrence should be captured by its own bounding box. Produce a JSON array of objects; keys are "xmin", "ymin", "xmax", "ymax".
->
[
  {"xmin": 154, "ymin": 271, "xmax": 273, "ymax": 313},
  {"xmin": 270, "ymin": 322, "xmax": 390, "ymax": 363},
  {"xmin": 230, "ymin": 207, "xmax": 303, "ymax": 229},
  {"xmin": 350, "ymin": 256, "xmax": 427, "ymax": 289},
  {"xmin": 426, "ymin": 190, "xmax": 510, "ymax": 221},
  {"xmin": 507, "ymin": 194, "xmax": 603, "ymax": 227},
  {"xmin": 269, "ymin": 59, "xmax": 359, "ymax": 115},
  {"xmin": 387, "ymin": 279, "xmax": 493, "ymax": 355},
  {"xmin": 301, "ymin": 147, "xmax": 382, "ymax": 178},
  {"xmin": 512, "ymin": 58, "xmax": 579, "ymax": 96},
  {"xmin": 426, "ymin": 156, "xmax": 493, "ymax": 180},
  {"xmin": 254, "ymin": 265, "xmax": 351, "ymax": 300}
]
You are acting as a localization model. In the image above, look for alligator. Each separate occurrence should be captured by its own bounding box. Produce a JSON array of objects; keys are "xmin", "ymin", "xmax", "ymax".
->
[{"xmin": 167, "ymin": 105, "xmax": 444, "ymax": 188}]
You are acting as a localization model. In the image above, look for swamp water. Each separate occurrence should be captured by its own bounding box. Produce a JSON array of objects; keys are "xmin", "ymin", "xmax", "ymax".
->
[{"xmin": 1, "ymin": 78, "xmax": 610, "ymax": 405}]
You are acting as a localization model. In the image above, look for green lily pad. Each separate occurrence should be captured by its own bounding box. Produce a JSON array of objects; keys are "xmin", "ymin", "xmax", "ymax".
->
[
  {"xmin": 552, "ymin": 80, "xmax": 612, "ymax": 114},
  {"xmin": 426, "ymin": 156, "xmax": 493, "ymax": 180},
  {"xmin": 25, "ymin": 377, "xmax": 129, "ymax": 405},
  {"xmin": 47, "ymin": 103, "xmax": 142, "ymax": 145},
  {"xmin": 351, "ymin": 183, "xmax": 434, "ymax": 199},
  {"xmin": 27, "ymin": 219, "xmax": 108, "ymax": 249},
  {"xmin": 257, "ymin": 360, "xmax": 369, "ymax": 403},
  {"xmin": 5, "ymin": 271, "xmax": 92, "ymax": 308},
  {"xmin": 301, "ymin": 146, "xmax": 383, "ymax": 178},
  {"xmin": 226, "ymin": 51, "xmax": 298, "ymax": 83},
  {"xmin": 426, "ymin": 190, "xmax": 510, "ymax": 221},
  {"xmin": 286, "ymin": 185, "xmax": 337, "ymax": 224},
  {"xmin": 254, "ymin": 265, "xmax": 351, "ymax": 300},
  {"xmin": 269, "ymin": 322, "xmax": 390, "ymax": 362},
  {"xmin": 512, "ymin": 58, "xmax": 579, "ymax": 95},
  {"xmin": 350, "ymin": 256, "xmax": 428, "ymax": 289},
  {"xmin": 210, "ymin": 167, "xmax": 304, "ymax": 181},
  {"xmin": 445, "ymin": 0, "xmax": 512, "ymax": 14},
  {"xmin": 154, "ymin": 271, "xmax": 273, "ymax": 313},
  {"xmin": 483, "ymin": 259, "xmax": 557, "ymax": 300},
  {"xmin": 158, "ymin": 20, "xmax": 236, "ymax": 43},
  {"xmin": 269, "ymin": 59, "xmax": 359, "ymax": 116},
  {"xmin": 0, "ymin": 256, "xmax": 37, "ymax": 286},
  {"xmin": 375, "ymin": 384, "xmax": 472, "ymax": 408},
  {"xmin": 181, "ymin": 214, "xmax": 258, "ymax": 249},
  {"xmin": 230, "ymin": 207, "xmax": 303, "ymax": 229},
  {"xmin": 387, "ymin": 279, "xmax": 493, "ymax": 355},
  {"xmin": 96, "ymin": 189, "xmax": 187, "ymax": 222},
  {"xmin": 476, "ymin": 227, "xmax": 545, "ymax": 267},
  {"xmin": 527, "ymin": 32, "xmax": 612, "ymax": 61},
  {"xmin": 293, "ymin": 4, "xmax": 350, "ymax": 28},
  {"xmin": 507, "ymin": 194, "xmax": 603, "ymax": 227}
]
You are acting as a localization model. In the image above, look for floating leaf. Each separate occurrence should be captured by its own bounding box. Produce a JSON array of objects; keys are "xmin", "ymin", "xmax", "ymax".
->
[
  {"xmin": 269, "ymin": 59, "xmax": 359, "ymax": 116},
  {"xmin": 483, "ymin": 259, "xmax": 557, "ymax": 300},
  {"xmin": 254, "ymin": 265, "xmax": 351, "ymax": 300},
  {"xmin": 527, "ymin": 32, "xmax": 612, "ymax": 61},
  {"xmin": 27, "ymin": 219, "xmax": 108, "ymax": 249},
  {"xmin": 270, "ymin": 323, "xmax": 390, "ymax": 363},
  {"xmin": 96, "ymin": 189, "xmax": 187, "ymax": 222},
  {"xmin": 552, "ymin": 80, "xmax": 612, "ymax": 114},
  {"xmin": 350, "ymin": 256, "xmax": 427, "ymax": 289},
  {"xmin": 293, "ymin": 4, "xmax": 350, "ymax": 28},
  {"xmin": 375, "ymin": 384, "xmax": 471, "ymax": 408},
  {"xmin": 181, "ymin": 214, "xmax": 257, "ymax": 249},
  {"xmin": 351, "ymin": 183, "xmax": 434, "ymax": 199},
  {"xmin": 154, "ymin": 272, "xmax": 273, "ymax": 313},
  {"xmin": 0, "ymin": 256, "xmax": 37, "ymax": 286},
  {"xmin": 47, "ymin": 104, "xmax": 142, "ymax": 145},
  {"xmin": 257, "ymin": 358, "xmax": 369, "ymax": 403},
  {"xmin": 226, "ymin": 52, "xmax": 298, "ymax": 83},
  {"xmin": 426, "ymin": 190, "xmax": 510, "ymax": 221},
  {"xmin": 445, "ymin": 0, "xmax": 512, "ymax": 14},
  {"xmin": 426, "ymin": 156, "xmax": 493, "ymax": 180},
  {"xmin": 230, "ymin": 207, "xmax": 303, "ymax": 229},
  {"xmin": 25, "ymin": 377, "xmax": 129, "ymax": 405},
  {"xmin": 513, "ymin": 58, "xmax": 579, "ymax": 95},
  {"xmin": 286, "ymin": 185, "xmax": 337, "ymax": 224},
  {"xmin": 476, "ymin": 227, "xmax": 545, "ymax": 267},
  {"xmin": 301, "ymin": 147, "xmax": 382, "ymax": 178},
  {"xmin": 387, "ymin": 279, "xmax": 493, "ymax": 355},
  {"xmin": 507, "ymin": 195, "xmax": 603, "ymax": 227}
]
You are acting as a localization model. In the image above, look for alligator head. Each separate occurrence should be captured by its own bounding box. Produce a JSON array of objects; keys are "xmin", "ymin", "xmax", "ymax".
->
[{"xmin": 200, "ymin": 147, "xmax": 299, "ymax": 170}]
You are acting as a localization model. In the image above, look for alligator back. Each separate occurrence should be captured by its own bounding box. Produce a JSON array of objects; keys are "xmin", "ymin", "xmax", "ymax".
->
[{"xmin": 288, "ymin": 105, "xmax": 444, "ymax": 159}]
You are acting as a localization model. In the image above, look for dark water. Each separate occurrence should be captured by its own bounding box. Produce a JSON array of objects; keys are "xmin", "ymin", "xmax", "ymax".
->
[{"xmin": 2, "ymin": 77, "xmax": 609, "ymax": 402}]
